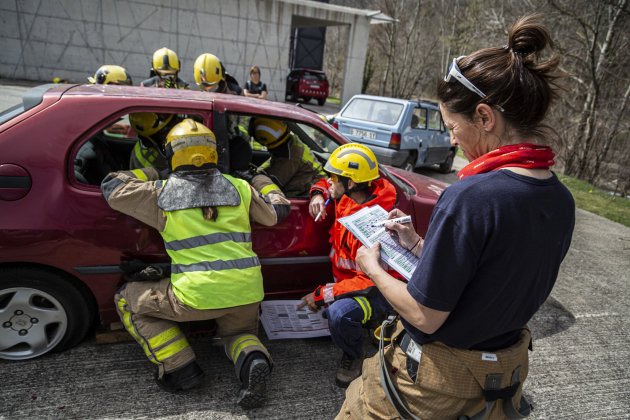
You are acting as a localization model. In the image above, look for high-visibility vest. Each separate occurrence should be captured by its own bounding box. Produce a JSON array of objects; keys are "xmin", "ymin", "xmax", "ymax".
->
[{"xmin": 159, "ymin": 175, "xmax": 263, "ymax": 310}]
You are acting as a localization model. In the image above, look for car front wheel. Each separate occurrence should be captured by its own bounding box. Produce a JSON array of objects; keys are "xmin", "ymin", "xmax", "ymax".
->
[
  {"xmin": 439, "ymin": 150, "xmax": 456, "ymax": 174},
  {"xmin": 0, "ymin": 268, "xmax": 94, "ymax": 360}
]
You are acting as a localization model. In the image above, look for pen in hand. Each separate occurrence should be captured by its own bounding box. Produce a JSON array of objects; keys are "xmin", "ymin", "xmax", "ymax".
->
[
  {"xmin": 372, "ymin": 215, "xmax": 412, "ymax": 227},
  {"xmin": 315, "ymin": 198, "xmax": 331, "ymax": 222}
]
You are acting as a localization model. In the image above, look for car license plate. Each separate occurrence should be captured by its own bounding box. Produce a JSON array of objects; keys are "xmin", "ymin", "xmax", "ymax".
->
[
  {"xmin": 309, "ymin": 84, "xmax": 320, "ymax": 88},
  {"xmin": 350, "ymin": 128, "xmax": 376, "ymax": 140}
]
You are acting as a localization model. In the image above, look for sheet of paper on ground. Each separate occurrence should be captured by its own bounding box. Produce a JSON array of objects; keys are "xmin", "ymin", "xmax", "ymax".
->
[{"xmin": 260, "ymin": 300, "xmax": 330, "ymax": 339}]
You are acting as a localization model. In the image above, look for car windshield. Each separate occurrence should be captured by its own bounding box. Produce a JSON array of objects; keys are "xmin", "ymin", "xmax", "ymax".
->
[{"xmin": 341, "ymin": 98, "xmax": 403, "ymax": 126}]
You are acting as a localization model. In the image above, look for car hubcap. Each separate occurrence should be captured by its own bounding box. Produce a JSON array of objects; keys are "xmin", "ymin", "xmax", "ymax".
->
[{"xmin": 0, "ymin": 287, "xmax": 67, "ymax": 360}]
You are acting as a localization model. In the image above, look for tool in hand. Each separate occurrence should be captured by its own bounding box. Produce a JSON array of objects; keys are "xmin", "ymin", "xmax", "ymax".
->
[{"xmin": 372, "ymin": 215, "xmax": 412, "ymax": 227}]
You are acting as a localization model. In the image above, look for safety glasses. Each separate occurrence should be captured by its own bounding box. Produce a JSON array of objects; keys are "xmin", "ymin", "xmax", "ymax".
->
[{"xmin": 444, "ymin": 56, "xmax": 487, "ymax": 99}]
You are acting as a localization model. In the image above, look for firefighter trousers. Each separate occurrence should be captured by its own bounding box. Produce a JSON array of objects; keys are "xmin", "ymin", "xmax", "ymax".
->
[
  {"xmin": 115, "ymin": 278, "xmax": 270, "ymax": 379},
  {"xmin": 336, "ymin": 322, "xmax": 531, "ymax": 419}
]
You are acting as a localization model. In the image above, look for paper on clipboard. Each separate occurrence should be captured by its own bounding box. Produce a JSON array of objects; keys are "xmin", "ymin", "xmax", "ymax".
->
[
  {"xmin": 337, "ymin": 205, "xmax": 420, "ymax": 280},
  {"xmin": 260, "ymin": 300, "xmax": 330, "ymax": 339}
]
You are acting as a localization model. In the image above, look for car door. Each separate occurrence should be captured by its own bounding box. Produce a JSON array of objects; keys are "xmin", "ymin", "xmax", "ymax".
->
[
  {"xmin": 211, "ymin": 102, "xmax": 334, "ymax": 298},
  {"xmin": 66, "ymin": 103, "xmax": 212, "ymax": 321},
  {"xmin": 407, "ymin": 106, "xmax": 430, "ymax": 165},
  {"xmin": 425, "ymin": 107, "xmax": 451, "ymax": 164}
]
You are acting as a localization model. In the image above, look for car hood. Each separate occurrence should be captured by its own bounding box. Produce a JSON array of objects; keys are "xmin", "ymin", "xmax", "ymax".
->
[{"xmin": 384, "ymin": 165, "xmax": 448, "ymax": 200}]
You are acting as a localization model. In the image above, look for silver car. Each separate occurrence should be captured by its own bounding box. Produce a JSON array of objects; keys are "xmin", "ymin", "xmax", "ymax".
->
[{"xmin": 333, "ymin": 95, "xmax": 456, "ymax": 173}]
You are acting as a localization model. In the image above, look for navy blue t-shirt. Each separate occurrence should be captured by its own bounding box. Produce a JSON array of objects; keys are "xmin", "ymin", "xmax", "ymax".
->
[
  {"xmin": 403, "ymin": 170, "xmax": 575, "ymax": 350},
  {"xmin": 245, "ymin": 80, "xmax": 267, "ymax": 95}
]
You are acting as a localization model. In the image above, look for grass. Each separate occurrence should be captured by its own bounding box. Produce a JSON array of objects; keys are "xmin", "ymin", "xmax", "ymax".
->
[
  {"xmin": 558, "ymin": 174, "xmax": 630, "ymax": 227},
  {"xmin": 327, "ymin": 97, "xmax": 341, "ymax": 105}
]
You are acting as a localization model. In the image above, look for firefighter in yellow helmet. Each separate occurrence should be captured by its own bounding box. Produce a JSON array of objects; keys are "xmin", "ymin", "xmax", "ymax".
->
[
  {"xmin": 299, "ymin": 143, "xmax": 401, "ymax": 388},
  {"xmin": 193, "ymin": 53, "xmax": 242, "ymax": 95},
  {"xmin": 128, "ymin": 112, "xmax": 177, "ymax": 173},
  {"xmin": 88, "ymin": 65, "xmax": 133, "ymax": 85},
  {"xmin": 248, "ymin": 117, "xmax": 326, "ymax": 197},
  {"xmin": 141, "ymin": 47, "xmax": 189, "ymax": 89},
  {"xmin": 101, "ymin": 119, "xmax": 289, "ymax": 407}
]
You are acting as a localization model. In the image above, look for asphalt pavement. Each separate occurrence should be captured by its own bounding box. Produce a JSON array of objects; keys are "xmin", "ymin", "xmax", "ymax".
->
[{"xmin": 1, "ymin": 81, "xmax": 629, "ymax": 419}]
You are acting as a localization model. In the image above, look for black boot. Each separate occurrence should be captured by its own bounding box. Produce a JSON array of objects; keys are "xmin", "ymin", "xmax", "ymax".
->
[
  {"xmin": 155, "ymin": 360, "xmax": 204, "ymax": 393},
  {"xmin": 335, "ymin": 352, "xmax": 364, "ymax": 388},
  {"xmin": 237, "ymin": 352, "xmax": 271, "ymax": 409}
]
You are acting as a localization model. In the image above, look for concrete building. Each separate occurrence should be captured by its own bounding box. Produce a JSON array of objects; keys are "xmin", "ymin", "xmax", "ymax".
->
[{"xmin": 0, "ymin": 0, "xmax": 393, "ymax": 104}]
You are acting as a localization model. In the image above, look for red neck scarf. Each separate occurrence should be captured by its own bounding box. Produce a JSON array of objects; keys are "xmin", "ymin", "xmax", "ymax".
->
[{"xmin": 457, "ymin": 143, "xmax": 555, "ymax": 180}]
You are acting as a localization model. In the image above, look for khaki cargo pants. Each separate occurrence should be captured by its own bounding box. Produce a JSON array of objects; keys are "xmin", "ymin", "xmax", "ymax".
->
[
  {"xmin": 336, "ymin": 324, "xmax": 531, "ymax": 419},
  {"xmin": 115, "ymin": 278, "xmax": 270, "ymax": 378}
]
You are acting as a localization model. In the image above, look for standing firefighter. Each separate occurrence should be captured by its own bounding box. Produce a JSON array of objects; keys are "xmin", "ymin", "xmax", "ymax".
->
[
  {"xmin": 101, "ymin": 119, "xmax": 289, "ymax": 408},
  {"xmin": 141, "ymin": 47, "xmax": 189, "ymax": 89}
]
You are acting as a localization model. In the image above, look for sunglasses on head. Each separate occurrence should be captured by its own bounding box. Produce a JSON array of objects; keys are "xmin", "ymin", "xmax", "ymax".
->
[
  {"xmin": 444, "ymin": 56, "xmax": 505, "ymax": 112},
  {"xmin": 444, "ymin": 56, "xmax": 487, "ymax": 98}
]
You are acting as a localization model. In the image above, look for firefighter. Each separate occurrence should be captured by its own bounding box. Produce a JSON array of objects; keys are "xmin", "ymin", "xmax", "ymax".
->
[
  {"xmin": 141, "ymin": 47, "xmax": 189, "ymax": 89},
  {"xmin": 299, "ymin": 143, "xmax": 402, "ymax": 387},
  {"xmin": 128, "ymin": 112, "xmax": 176, "ymax": 173},
  {"xmin": 101, "ymin": 119, "xmax": 289, "ymax": 408},
  {"xmin": 249, "ymin": 118, "xmax": 326, "ymax": 197},
  {"xmin": 88, "ymin": 65, "xmax": 133, "ymax": 85},
  {"xmin": 193, "ymin": 53, "xmax": 242, "ymax": 95}
]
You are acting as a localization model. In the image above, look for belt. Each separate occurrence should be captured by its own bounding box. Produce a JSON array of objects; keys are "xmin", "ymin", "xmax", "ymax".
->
[{"xmin": 397, "ymin": 331, "xmax": 422, "ymax": 382}]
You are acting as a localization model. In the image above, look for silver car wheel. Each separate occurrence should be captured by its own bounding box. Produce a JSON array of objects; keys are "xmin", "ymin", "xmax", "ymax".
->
[{"xmin": 0, "ymin": 287, "xmax": 68, "ymax": 360}]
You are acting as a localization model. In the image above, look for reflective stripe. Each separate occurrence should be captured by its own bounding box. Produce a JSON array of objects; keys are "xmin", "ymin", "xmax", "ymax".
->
[
  {"xmin": 336, "ymin": 256, "xmax": 357, "ymax": 270},
  {"xmin": 130, "ymin": 169, "xmax": 148, "ymax": 181},
  {"xmin": 323, "ymin": 284, "xmax": 335, "ymax": 304},
  {"xmin": 154, "ymin": 337, "xmax": 190, "ymax": 360},
  {"xmin": 148, "ymin": 326, "xmax": 181, "ymax": 348},
  {"xmin": 229, "ymin": 334, "xmax": 261, "ymax": 361},
  {"xmin": 117, "ymin": 297, "xmax": 157, "ymax": 364},
  {"xmin": 260, "ymin": 183, "xmax": 281, "ymax": 195},
  {"xmin": 353, "ymin": 297, "xmax": 373, "ymax": 324},
  {"xmin": 171, "ymin": 256, "xmax": 260, "ymax": 274},
  {"xmin": 300, "ymin": 141, "xmax": 325, "ymax": 175},
  {"xmin": 164, "ymin": 232, "xmax": 251, "ymax": 251},
  {"xmin": 133, "ymin": 143, "xmax": 155, "ymax": 168}
]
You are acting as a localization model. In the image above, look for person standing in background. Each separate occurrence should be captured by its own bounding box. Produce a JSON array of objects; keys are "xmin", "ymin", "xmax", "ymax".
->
[{"xmin": 243, "ymin": 66, "xmax": 268, "ymax": 100}]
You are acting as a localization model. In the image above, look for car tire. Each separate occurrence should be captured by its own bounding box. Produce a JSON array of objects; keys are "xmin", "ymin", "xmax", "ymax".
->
[
  {"xmin": 0, "ymin": 267, "xmax": 94, "ymax": 360},
  {"xmin": 439, "ymin": 150, "xmax": 456, "ymax": 174},
  {"xmin": 402, "ymin": 155, "xmax": 416, "ymax": 172},
  {"xmin": 317, "ymin": 98, "xmax": 326, "ymax": 106}
]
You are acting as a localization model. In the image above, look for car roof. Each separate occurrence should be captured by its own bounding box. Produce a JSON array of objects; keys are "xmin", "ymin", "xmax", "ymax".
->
[
  {"xmin": 343, "ymin": 94, "xmax": 439, "ymax": 110},
  {"xmin": 290, "ymin": 68, "xmax": 326, "ymax": 74}
]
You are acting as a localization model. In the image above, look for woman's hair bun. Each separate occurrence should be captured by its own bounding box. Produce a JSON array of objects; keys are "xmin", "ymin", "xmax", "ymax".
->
[{"xmin": 507, "ymin": 14, "xmax": 553, "ymax": 57}]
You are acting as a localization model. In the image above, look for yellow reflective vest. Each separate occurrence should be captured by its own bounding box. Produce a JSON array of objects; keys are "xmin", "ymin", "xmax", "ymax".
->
[{"xmin": 159, "ymin": 175, "xmax": 263, "ymax": 310}]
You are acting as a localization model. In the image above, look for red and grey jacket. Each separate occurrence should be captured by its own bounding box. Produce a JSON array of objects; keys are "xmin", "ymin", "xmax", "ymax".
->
[{"xmin": 309, "ymin": 177, "xmax": 403, "ymax": 306}]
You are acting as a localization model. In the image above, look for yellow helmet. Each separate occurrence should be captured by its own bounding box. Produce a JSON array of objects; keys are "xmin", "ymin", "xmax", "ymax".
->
[
  {"xmin": 130, "ymin": 113, "xmax": 174, "ymax": 139},
  {"xmin": 88, "ymin": 65, "xmax": 132, "ymax": 85},
  {"xmin": 193, "ymin": 53, "xmax": 225, "ymax": 91},
  {"xmin": 165, "ymin": 119, "xmax": 218, "ymax": 171},
  {"xmin": 324, "ymin": 143, "xmax": 379, "ymax": 183},
  {"xmin": 249, "ymin": 118, "xmax": 290, "ymax": 149},
  {"xmin": 152, "ymin": 48, "xmax": 180, "ymax": 76}
]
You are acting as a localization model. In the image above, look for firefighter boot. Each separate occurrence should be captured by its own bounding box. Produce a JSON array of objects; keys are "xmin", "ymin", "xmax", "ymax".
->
[
  {"xmin": 335, "ymin": 351, "xmax": 364, "ymax": 388},
  {"xmin": 155, "ymin": 360, "xmax": 204, "ymax": 393},
  {"xmin": 237, "ymin": 352, "xmax": 271, "ymax": 409}
]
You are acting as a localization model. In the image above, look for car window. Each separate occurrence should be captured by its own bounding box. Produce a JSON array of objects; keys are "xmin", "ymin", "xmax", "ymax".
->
[
  {"xmin": 295, "ymin": 123, "xmax": 339, "ymax": 154},
  {"xmin": 411, "ymin": 107, "xmax": 427, "ymax": 129},
  {"xmin": 303, "ymin": 72, "xmax": 326, "ymax": 81},
  {"xmin": 341, "ymin": 98, "xmax": 403, "ymax": 126},
  {"xmin": 427, "ymin": 109, "xmax": 442, "ymax": 131},
  {"xmin": 73, "ymin": 111, "xmax": 203, "ymax": 186}
]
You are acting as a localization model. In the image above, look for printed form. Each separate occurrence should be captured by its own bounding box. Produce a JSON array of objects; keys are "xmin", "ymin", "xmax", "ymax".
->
[
  {"xmin": 337, "ymin": 205, "xmax": 420, "ymax": 280},
  {"xmin": 260, "ymin": 300, "xmax": 330, "ymax": 339}
]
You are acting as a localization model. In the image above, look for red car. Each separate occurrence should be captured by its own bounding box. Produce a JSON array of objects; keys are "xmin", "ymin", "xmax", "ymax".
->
[
  {"xmin": 0, "ymin": 84, "xmax": 446, "ymax": 360},
  {"xmin": 285, "ymin": 68, "xmax": 329, "ymax": 106}
]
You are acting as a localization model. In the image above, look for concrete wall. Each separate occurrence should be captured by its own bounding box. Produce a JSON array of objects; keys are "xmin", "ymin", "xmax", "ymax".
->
[{"xmin": 0, "ymin": 0, "xmax": 371, "ymax": 103}]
